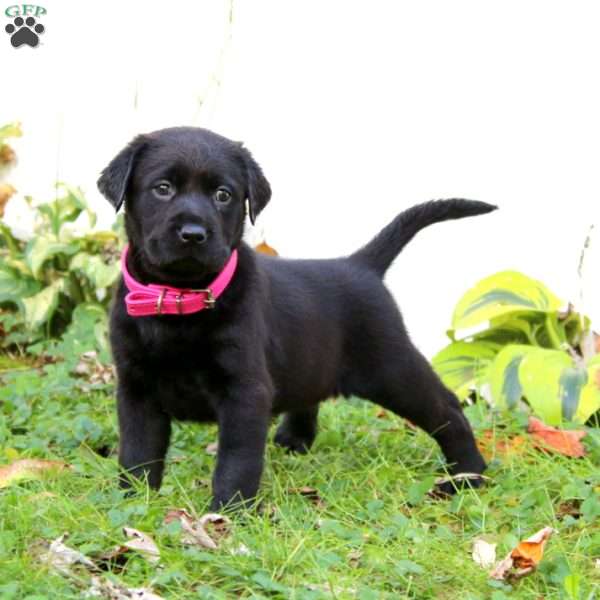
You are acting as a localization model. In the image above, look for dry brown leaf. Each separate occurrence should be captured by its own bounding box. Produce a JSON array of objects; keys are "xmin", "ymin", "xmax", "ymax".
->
[
  {"xmin": 556, "ymin": 499, "xmax": 582, "ymax": 520},
  {"xmin": 87, "ymin": 575, "xmax": 164, "ymax": 599},
  {"xmin": 94, "ymin": 544, "xmax": 130, "ymax": 572},
  {"xmin": 200, "ymin": 512, "xmax": 231, "ymax": 544},
  {"xmin": 72, "ymin": 351, "xmax": 114, "ymax": 386},
  {"xmin": 0, "ymin": 183, "xmax": 16, "ymax": 216},
  {"xmin": 348, "ymin": 549, "xmax": 362, "ymax": 568},
  {"xmin": 290, "ymin": 486, "xmax": 326, "ymax": 508},
  {"xmin": 0, "ymin": 458, "xmax": 69, "ymax": 488},
  {"xmin": 39, "ymin": 534, "xmax": 98, "ymax": 576},
  {"xmin": 95, "ymin": 533, "xmax": 160, "ymax": 572},
  {"xmin": 38, "ymin": 534, "xmax": 163, "ymax": 598},
  {"xmin": 255, "ymin": 241, "xmax": 278, "ymax": 256},
  {"xmin": 164, "ymin": 509, "xmax": 231, "ymax": 550},
  {"xmin": 527, "ymin": 417, "xmax": 586, "ymax": 458},
  {"xmin": 472, "ymin": 538, "xmax": 497, "ymax": 568},
  {"xmin": 229, "ymin": 543, "xmax": 252, "ymax": 556},
  {"xmin": 29, "ymin": 491, "xmax": 58, "ymax": 502},
  {"xmin": 205, "ymin": 442, "xmax": 218, "ymax": 455},
  {"xmin": 90, "ymin": 529, "xmax": 159, "ymax": 573},
  {"xmin": 490, "ymin": 527, "xmax": 555, "ymax": 581},
  {"xmin": 122, "ymin": 527, "xmax": 160, "ymax": 564},
  {"xmin": 0, "ymin": 144, "xmax": 16, "ymax": 165}
]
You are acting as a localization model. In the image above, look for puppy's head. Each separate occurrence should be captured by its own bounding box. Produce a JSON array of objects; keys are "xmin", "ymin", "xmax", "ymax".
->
[{"xmin": 97, "ymin": 127, "xmax": 271, "ymax": 281}]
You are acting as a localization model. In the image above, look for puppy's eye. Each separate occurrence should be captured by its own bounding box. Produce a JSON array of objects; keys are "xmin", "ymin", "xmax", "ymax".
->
[
  {"xmin": 153, "ymin": 181, "xmax": 174, "ymax": 200},
  {"xmin": 214, "ymin": 188, "xmax": 232, "ymax": 205}
]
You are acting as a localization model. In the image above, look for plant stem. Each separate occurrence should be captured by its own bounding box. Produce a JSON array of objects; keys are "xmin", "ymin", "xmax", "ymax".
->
[{"xmin": 545, "ymin": 314, "xmax": 563, "ymax": 350}]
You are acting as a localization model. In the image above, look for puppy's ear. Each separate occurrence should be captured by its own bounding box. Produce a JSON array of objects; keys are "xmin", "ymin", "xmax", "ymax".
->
[
  {"xmin": 97, "ymin": 135, "xmax": 146, "ymax": 212},
  {"xmin": 240, "ymin": 146, "xmax": 271, "ymax": 225}
]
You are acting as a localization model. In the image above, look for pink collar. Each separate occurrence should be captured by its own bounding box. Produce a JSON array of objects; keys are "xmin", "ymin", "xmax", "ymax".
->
[{"xmin": 121, "ymin": 245, "xmax": 238, "ymax": 317}]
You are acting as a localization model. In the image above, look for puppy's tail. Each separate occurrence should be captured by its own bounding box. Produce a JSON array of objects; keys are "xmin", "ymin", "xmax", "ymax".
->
[{"xmin": 349, "ymin": 199, "xmax": 497, "ymax": 277}]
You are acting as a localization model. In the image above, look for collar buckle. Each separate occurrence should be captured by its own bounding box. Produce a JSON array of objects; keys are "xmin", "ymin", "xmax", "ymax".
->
[{"xmin": 191, "ymin": 288, "xmax": 216, "ymax": 309}]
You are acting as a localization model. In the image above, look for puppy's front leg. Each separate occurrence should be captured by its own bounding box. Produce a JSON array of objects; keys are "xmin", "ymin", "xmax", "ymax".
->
[
  {"xmin": 117, "ymin": 386, "xmax": 172, "ymax": 490},
  {"xmin": 211, "ymin": 386, "xmax": 270, "ymax": 510}
]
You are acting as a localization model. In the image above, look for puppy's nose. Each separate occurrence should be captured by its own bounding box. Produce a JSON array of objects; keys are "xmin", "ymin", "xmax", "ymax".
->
[{"xmin": 178, "ymin": 224, "xmax": 208, "ymax": 244}]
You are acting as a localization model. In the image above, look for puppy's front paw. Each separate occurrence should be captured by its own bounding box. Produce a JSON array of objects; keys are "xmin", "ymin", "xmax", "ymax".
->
[
  {"xmin": 433, "ymin": 472, "xmax": 487, "ymax": 497},
  {"xmin": 273, "ymin": 427, "xmax": 314, "ymax": 454}
]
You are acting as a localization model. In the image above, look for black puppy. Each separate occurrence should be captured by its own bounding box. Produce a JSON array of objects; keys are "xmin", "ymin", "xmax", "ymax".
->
[{"xmin": 98, "ymin": 127, "xmax": 494, "ymax": 510}]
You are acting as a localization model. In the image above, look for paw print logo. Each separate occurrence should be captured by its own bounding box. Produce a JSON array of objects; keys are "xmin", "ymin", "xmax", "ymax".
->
[{"xmin": 5, "ymin": 16, "xmax": 45, "ymax": 48}]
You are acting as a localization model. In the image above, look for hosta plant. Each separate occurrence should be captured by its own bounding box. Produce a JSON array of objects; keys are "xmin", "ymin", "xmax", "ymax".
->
[
  {"xmin": 0, "ymin": 184, "xmax": 122, "ymax": 350},
  {"xmin": 432, "ymin": 271, "xmax": 600, "ymax": 425}
]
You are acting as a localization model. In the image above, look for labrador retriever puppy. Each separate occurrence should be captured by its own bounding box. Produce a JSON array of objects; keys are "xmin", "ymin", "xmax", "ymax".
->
[{"xmin": 98, "ymin": 126, "xmax": 494, "ymax": 510}]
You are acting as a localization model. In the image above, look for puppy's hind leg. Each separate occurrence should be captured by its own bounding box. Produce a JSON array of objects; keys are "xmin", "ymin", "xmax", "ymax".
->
[
  {"xmin": 364, "ymin": 347, "xmax": 486, "ymax": 492},
  {"xmin": 274, "ymin": 405, "xmax": 319, "ymax": 454}
]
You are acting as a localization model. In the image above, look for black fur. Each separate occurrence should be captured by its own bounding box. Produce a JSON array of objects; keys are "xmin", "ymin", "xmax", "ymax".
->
[{"xmin": 98, "ymin": 126, "xmax": 495, "ymax": 510}]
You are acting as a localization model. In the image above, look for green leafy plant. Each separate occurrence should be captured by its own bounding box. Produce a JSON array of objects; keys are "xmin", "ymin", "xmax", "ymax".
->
[
  {"xmin": 432, "ymin": 271, "xmax": 600, "ymax": 425},
  {"xmin": 0, "ymin": 122, "xmax": 21, "ymax": 216},
  {"xmin": 0, "ymin": 184, "xmax": 122, "ymax": 351}
]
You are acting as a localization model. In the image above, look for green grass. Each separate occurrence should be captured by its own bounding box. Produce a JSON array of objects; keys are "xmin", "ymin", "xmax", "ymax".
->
[{"xmin": 0, "ymin": 372, "xmax": 599, "ymax": 599}]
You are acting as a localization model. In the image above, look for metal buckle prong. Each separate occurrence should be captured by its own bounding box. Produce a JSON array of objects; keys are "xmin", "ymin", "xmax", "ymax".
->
[
  {"xmin": 156, "ymin": 288, "xmax": 167, "ymax": 314},
  {"xmin": 191, "ymin": 288, "xmax": 216, "ymax": 309}
]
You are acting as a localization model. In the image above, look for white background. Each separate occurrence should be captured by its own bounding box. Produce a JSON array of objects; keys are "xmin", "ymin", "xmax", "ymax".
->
[{"xmin": 2, "ymin": 0, "xmax": 599, "ymax": 357}]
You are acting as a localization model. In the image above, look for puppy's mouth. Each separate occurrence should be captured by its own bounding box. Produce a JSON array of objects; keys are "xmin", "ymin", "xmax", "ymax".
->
[
  {"xmin": 142, "ymin": 244, "xmax": 232, "ymax": 284},
  {"xmin": 165, "ymin": 255, "xmax": 215, "ymax": 275}
]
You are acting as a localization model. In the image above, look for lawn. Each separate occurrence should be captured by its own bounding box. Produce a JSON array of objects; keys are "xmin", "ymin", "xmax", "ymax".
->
[{"xmin": 0, "ymin": 364, "xmax": 598, "ymax": 599}]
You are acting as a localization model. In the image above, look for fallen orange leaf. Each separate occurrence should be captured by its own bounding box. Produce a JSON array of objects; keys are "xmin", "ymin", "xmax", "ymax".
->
[
  {"xmin": 511, "ymin": 527, "xmax": 553, "ymax": 569},
  {"xmin": 490, "ymin": 526, "xmax": 555, "ymax": 581},
  {"xmin": 527, "ymin": 417, "xmax": 586, "ymax": 458},
  {"xmin": 0, "ymin": 459, "xmax": 69, "ymax": 488},
  {"xmin": 477, "ymin": 430, "xmax": 529, "ymax": 460},
  {"xmin": 255, "ymin": 241, "xmax": 278, "ymax": 256}
]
